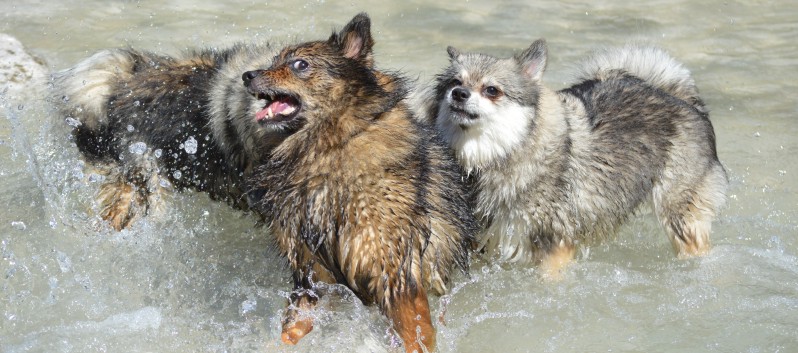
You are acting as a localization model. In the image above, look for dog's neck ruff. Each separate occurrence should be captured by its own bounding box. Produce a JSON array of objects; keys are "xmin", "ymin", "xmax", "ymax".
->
[{"xmin": 436, "ymin": 103, "xmax": 532, "ymax": 173}]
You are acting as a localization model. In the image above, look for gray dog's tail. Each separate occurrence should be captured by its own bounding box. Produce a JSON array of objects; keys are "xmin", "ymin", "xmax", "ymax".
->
[
  {"xmin": 576, "ymin": 44, "xmax": 706, "ymax": 112},
  {"xmin": 51, "ymin": 49, "xmax": 137, "ymax": 131}
]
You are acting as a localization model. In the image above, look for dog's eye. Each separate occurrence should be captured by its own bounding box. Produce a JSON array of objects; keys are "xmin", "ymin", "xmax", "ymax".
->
[
  {"xmin": 292, "ymin": 59, "xmax": 309, "ymax": 72},
  {"xmin": 451, "ymin": 79, "xmax": 463, "ymax": 87},
  {"xmin": 483, "ymin": 86, "xmax": 502, "ymax": 98}
]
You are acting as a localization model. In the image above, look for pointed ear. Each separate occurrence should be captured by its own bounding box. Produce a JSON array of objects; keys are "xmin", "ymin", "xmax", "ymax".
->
[
  {"xmin": 515, "ymin": 39, "xmax": 547, "ymax": 81},
  {"xmin": 329, "ymin": 13, "xmax": 374, "ymax": 66},
  {"xmin": 447, "ymin": 46, "xmax": 461, "ymax": 61}
]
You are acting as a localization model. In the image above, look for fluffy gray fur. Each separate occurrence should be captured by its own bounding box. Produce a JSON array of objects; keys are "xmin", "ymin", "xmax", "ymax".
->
[{"xmin": 419, "ymin": 39, "xmax": 728, "ymax": 270}]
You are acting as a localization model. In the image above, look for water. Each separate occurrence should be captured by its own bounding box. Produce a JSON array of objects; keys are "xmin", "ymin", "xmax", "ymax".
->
[{"xmin": 1, "ymin": 1, "xmax": 796, "ymax": 352}]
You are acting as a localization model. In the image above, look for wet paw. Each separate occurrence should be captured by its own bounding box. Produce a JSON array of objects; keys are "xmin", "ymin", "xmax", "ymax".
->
[
  {"xmin": 537, "ymin": 242, "xmax": 575, "ymax": 281},
  {"xmin": 98, "ymin": 181, "xmax": 148, "ymax": 231},
  {"xmin": 281, "ymin": 317, "xmax": 313, "ymax": 345}
]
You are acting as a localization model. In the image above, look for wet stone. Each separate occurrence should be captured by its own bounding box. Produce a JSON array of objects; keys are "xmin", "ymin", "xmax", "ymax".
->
[{"xmin": 0, "ymin": 33, "xmax": 47, "ymax": 97}]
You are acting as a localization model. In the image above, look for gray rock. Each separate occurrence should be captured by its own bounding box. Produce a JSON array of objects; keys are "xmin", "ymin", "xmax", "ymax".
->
[{"xmin": 1, "ymin": 33, "xmax": 48, "ymax": 97}]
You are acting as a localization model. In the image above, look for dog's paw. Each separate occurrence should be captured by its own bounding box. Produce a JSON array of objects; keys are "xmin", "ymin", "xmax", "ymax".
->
[
  {"xmin": 281, "ymin": 317, "xmax": 313, "ymax": 345},
  {"xmin": 98, "ymin": 181, "xmax": 148, "ymax": 231}
]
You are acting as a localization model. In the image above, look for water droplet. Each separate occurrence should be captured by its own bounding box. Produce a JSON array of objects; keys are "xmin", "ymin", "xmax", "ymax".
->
[
  {"xmin": 55, "ymin": 251, "xmax": 72, "ymax": 272},
  {"xmin": 173, "ymin": 170, "xmax": 182, "ymax": 180},
  {"xmin": 183, "ymin": 136, "xmax": 198, "ymax": 154},
  {"xmin": 65, "ymin": 117, "xmax": 82, "ymax": 127},
  {"xmin": 154, "ymin": 149, "xmax": 162, "ymax": 158},
  {"xmin": 10, "ymin": 221, "xmax": 26, "ymax": 231},
  {"xmin": 753, "ymin": 132, "xmax": 761, "ymax": 137},
  {"xmin": 127, "ymin": 125, "xmax": 135, "ymax": 132},
  {"xmin": 240, "ymin": 299, "xmax": 257, "ymax": 315},
  {"xmin": 134, "ymin": 100, "xmax": 141, "ymax": 107},
  {"xmin": 159, "ymin": 178, "xmax": 172, "ymax": 188},
  {"xmin": 128, "ymin": 142, "xmax": 148, "ymax": 155},
  {"xmin": 88, "ymin": 173, "xmax": 106, "ymax": 183}
]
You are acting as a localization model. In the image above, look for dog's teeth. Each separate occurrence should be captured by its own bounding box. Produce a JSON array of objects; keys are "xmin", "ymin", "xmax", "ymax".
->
[
  {"xmin": 280, "ymin": 106, "xmax": 296, "ymax": 116},
  {"xmin": 267, "ymin": 107, "xmax": 274, "ymax": 119}
]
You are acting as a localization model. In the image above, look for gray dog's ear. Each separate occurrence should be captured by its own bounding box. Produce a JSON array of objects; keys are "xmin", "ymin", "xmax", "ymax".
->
[
  {"xmin": 447, "ymin": 46, "xmax": 461, "ymax": 61},
  {"xmin": 516, "ymin": 39, "xmax": 547, "ymax": 81}
]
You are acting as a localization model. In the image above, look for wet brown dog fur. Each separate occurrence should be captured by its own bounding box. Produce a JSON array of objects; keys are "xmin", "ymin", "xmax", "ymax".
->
[{"xmin": 245, "ymin": 13, "xmax": 475, "ymax": 352}]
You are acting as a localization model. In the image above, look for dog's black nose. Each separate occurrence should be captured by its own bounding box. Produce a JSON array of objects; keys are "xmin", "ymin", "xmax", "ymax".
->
[
  {"xmin": 242, "ymin": 70, "xmax": 259, "ymax": 86},
  {"xmin": 451, "ymin": 87, "xmax": 470, "ymax": 102}
]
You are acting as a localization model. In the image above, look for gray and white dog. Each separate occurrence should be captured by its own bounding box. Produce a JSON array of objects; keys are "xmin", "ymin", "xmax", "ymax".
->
[{"xmin": 417, "ymin": 39, "xmax": 727, "ymax": 275}]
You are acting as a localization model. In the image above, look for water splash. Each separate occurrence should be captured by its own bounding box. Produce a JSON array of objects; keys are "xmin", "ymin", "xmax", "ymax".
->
[
  {"xmin": 128, "ymin": 142, "xmax": 147, "ymax": 155},
  {"xmin": 183, "ymin": 136, "xmax": 198, "ymax": 154}
]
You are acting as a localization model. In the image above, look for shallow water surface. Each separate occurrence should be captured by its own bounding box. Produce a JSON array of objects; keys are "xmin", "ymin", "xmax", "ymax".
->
[{"xmin": 1, "ymin": 1, "xmax": 797, "ymax": 352}]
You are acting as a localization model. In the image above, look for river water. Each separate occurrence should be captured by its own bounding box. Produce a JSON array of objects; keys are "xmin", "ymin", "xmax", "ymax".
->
[{"xmin": 1, "ymin": 1, "xmax": 796, "ymax": 352}]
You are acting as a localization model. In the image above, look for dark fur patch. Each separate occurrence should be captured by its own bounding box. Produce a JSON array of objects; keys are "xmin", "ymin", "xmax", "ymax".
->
[{"xmin": 53, "ymin": 43, "xmax": 284, "ymax": 229}]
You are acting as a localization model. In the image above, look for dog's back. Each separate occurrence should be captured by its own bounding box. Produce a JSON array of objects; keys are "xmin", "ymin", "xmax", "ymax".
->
[
  {"xmin": 561, "ymin": 46, "xmax": 727, "ymax": 257},
  {"xmin": 574, "ymin": 44, "xmax": 706, "ymax": 112}
]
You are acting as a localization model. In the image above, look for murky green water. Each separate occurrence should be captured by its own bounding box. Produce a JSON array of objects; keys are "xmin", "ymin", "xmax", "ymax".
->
[{"xmin": 2, "ymin": 1, "xmax": 796, "ymax": 352}]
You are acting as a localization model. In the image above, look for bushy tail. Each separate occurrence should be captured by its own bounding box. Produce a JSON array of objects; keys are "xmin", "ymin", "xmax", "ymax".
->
[
  {"xmin": 576, "ymin": 44, "xmax": 706, "ymax": 112},
  {"xmin": 51, "ymin": 49, "xmax": 137, "ymax": 130}
]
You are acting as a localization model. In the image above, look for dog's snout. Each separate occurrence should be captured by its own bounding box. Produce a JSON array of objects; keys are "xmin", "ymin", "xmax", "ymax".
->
[
  {"xmin": 451, "ymin": 87, "xmax": 470, "ymax": 102},
  {"xmin": 242, "ymin": 70, "xmax": 260, "ymax": 86}
]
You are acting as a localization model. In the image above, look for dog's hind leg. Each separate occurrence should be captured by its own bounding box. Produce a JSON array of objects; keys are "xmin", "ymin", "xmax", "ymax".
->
[
  {"xmin": 654, "ymin": 163, "xmax": 727, "ymax": 258},
  {"xmin": 388, "ymin": 286, "xmax": 436, "ymax": 353},
  {"xmin": 537, "ymin": 240, "xmax": 576, "ymax": 280}
]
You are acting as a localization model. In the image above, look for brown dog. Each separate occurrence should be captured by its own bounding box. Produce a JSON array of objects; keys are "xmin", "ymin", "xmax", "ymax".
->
[{"xmin": 244, "ymin": 13, "xmax": 476, "ymax": 352}]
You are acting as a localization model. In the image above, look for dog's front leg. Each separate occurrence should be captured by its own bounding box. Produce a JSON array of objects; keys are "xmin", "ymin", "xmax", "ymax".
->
[
  {"xmin": 388, "ymin": 286, "xmax": 436, "ymax": 353},
  {"xmin": 281, "ymin": 288, "xmax": 317, "ymax": 345},
  {"xmin": 97, "ymin": 172, "xmax": 150, "ymax": 230},
  {"xmin": 281, "ymin": 264, "xmax": 332, "ymax": 345}
]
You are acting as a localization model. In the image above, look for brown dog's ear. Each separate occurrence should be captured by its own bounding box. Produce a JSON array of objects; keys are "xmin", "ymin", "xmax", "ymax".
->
[{"xmin": 328, "ymin": 13, "xmax": 374, "ymax": 66}]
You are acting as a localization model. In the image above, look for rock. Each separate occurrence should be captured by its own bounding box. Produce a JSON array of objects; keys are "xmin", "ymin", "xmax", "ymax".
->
[{"xmin": 0, "ymin": 33, "xmax": 48, "ymax": 98}]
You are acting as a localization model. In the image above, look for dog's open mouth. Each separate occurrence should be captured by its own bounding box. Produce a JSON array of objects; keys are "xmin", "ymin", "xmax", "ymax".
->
[
  {"xmin": 254, "ymin": 92, "xmax": 301, "ymax": 123},
  {"xmin": 448, "ymin": 105, "xmax": 479, "ymax": 120}
]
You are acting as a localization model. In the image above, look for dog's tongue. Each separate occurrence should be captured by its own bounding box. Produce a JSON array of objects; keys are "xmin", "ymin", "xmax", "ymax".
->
[{"xmin": 256, "ymin": 98, "xmax": 297, "ymax": 121}]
